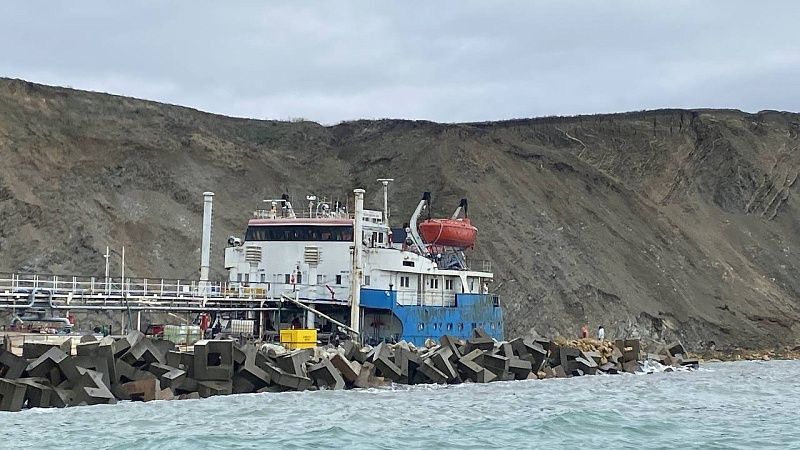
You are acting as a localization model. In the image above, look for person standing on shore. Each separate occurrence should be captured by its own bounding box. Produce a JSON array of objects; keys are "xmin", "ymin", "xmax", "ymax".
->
[
  {"xmin": 598, "ymin": 325, "xmax": 605, "ymax": 341},
  {"xmin": 580, "ymin": 324, "xmax": 589, "ymax": 339}
]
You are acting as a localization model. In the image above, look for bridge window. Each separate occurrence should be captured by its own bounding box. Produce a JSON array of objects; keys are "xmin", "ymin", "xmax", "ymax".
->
[
  {"xmin": 245, "ymin": 225, "xmax": 353, "ymax": 242},
  {"xmin": 284, "ymin": 274, "xmax": 291, "ymax": 284},
  {"xmin": 445, "ymin": 279, "xmax": 453, "ymax": 290},
  {"xmin": 335, "ymin": 275, "xmax": 342, "ymax": 285},
  {"xmin": 399, "ymin": 276, "xmax": 410, "ymax": 288}
]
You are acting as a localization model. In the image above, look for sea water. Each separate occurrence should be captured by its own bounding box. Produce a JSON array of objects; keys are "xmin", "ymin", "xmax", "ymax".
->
[{"xmin": 2, "ymin": 360, "xmax": 799, "ymax": 449}]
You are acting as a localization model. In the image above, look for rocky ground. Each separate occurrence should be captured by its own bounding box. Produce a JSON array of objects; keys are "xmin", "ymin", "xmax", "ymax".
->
[{"xmin": 0, "ymin": 78, "xmax": 798, "ymax": 351}]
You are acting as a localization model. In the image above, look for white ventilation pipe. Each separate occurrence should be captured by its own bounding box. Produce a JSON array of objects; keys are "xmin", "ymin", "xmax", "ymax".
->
[
  {"xmin": 200, "ymin": 192, "xmax": 214, "ymax": 292},
  {"xmin": 350, "ymin": 188, "xmax": 365, "ymax": 338}
]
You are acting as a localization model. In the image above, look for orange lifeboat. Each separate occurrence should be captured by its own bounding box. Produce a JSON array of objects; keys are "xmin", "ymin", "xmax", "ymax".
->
[{"xmin": 418, "ymin": 218, "xmax": 477, "ymax": 248}]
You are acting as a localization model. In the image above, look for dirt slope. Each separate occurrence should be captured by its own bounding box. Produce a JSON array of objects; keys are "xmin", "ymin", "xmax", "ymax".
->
[{"xmin": 1, "ymin": 78, "xmax": 798, "ymax": 349}]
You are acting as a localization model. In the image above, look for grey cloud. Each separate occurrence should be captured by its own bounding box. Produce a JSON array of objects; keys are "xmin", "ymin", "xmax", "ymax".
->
[{"xmin": 1, "ymin": 1, "xmax": 797, "ymax": 123}]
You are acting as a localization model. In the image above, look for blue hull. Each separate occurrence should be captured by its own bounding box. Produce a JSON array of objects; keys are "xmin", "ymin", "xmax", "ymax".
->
[{"xmin": 360, "ymin": 288, "xmax": 504, "ymax": 346}]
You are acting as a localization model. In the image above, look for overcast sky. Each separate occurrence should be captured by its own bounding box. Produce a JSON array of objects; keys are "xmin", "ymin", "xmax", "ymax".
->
[{"xmin": 1, "ymin": 1, "xmax": 798, "ymax": 124}]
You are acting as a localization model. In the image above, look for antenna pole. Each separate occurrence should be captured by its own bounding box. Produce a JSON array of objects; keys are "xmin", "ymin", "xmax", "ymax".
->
[{"xmin": 377, "ymin": 178, "xmax": 394, "ymax": 228}]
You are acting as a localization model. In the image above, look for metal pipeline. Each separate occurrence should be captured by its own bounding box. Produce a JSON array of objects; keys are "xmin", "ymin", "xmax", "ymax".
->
[
  {"xmin": 46, "ymin": 298, "xmax": 281, "ymax": 312},
  {"xmin": 12, "ymin": 315, "xmax": 71, "ymax": 326},
  {"xmin": 0, "ymin": 288, "xmax": 51, "ymax": 309}
]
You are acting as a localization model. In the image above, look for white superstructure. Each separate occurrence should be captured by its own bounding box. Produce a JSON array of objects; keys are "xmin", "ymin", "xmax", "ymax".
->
[{"xmin": 223, "ymin": 190, "xmax": 494, "ymax": 309}]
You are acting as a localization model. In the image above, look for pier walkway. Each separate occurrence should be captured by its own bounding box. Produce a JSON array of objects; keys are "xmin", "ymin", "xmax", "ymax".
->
[{"xmin": 0, "ymin": 273, "xmax": 347, "ymax": 313}]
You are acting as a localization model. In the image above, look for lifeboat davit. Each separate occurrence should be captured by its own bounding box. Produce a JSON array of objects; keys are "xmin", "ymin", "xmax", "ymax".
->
[{"xmin": 418, "ymin": 218, "xmax": 477, "ymax": 248}]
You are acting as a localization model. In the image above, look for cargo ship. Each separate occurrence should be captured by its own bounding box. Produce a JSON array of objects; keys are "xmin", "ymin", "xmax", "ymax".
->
[
  {"xmin": 0, "ymin": 181, "xmax": 503, "ymax": 347},
  {"xmin": 223, "ymin": 181, "xmax": 504, "ymax": 346}
]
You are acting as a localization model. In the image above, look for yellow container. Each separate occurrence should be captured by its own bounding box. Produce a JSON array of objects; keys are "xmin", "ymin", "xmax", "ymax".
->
[{"xmin": 280, "ymin": 329, "xmax": 317, "ymax": 349}]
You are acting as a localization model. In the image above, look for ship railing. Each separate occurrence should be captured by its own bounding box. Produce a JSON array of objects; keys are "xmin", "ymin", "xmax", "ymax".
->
[
  {"xmin": 395, "ymin": 289, "xmax": 456, "ymax": 307},
  {"xmin": 0, "ymin": 272, "xmax": 272, "ymax": 302},
  {"xmin": 252, "ymin": 209, "xmax": 354, "ymax": 220},
  {"xmin": 272, "ymin": 283, "xmax": 349, "ymax": 303},
  {"xmin": 465, "ymin": 260, "xmax": 492, "ymax": 273}
]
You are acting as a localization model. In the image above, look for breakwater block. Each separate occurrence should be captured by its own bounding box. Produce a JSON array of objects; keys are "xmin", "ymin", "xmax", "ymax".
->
[
  {"xmin": 0, "ymin": 349, "xmax": 27, "ymax": 379},
  {"xmin": 194, "ymin": 340, "xmax": 234, "ymax": 381},
  {"xmin": 121, "ymin": 339, "xmax": 165, "ymax": 366},
  {"xmin": 353, "ymin": 362, "xmax": 379, "ymax": 388},
  {"xmin": 508, "ymin": 358, "xmax": 533, "ymax": 380},
  {"xmin": 0, "ymin": 378, "xmax": 27, "ymax": 411},
  {"xmin": 76, "ymin": 341, "xmax": 99, "ymax": 356},
  {"xmin": 23, "ymin": 340, "xmax": 72, "ymax": 359},
  {"xmin": 147, "ymin": 363, "xmax": 187, "ymax": 388},
  {"xmin": 0, "ymin": 330, "xmax": 694, "ymax": 411},
  {"xmin": 26, "ymin": 347, "xmax": 68, "ymax": 380},
  {"xmin": 430, "ymin": 347, "xmax": 459, "ymax": 382},
  {"xmin": 277, "ymin": 349, "xmax": 311, "ymax": 377},
  {"xmin": 483, "ymin": 354, "xmax": 512, "ymax": 381},
  {"xmin": 72, "ymin": 367, "xmax": 116, "ymax": 406},
  {"xmin": 18, "ymin": 378, "xmax": 53, "ymax": 408},
  {"xmin": 121, "ymin": 379, "xmax": 161, "ymax": 402},
  {"xmin": 197, "ymin": 380, "xmax": 233, "ymax": 398},
  {"xmin": 308, "ymin": 358, "xmax": 345, "ymax": 390},
  {"xmin": 116, "ymin": 360, "xmax": 156, "ymax": 383},
  {"xmin": 330, "ymin": 353, "xmax": 359, "ymax": 384},
  {"xmin": 167, "ymin": 350, "xmax": 195, "ymax": 378},
  {"xmin": 668, "ymin": 343, "xmax": 687, "ymax": 358},
  {"xmin": 372, "ymin": 344, "xmax": 402, "ymax": 382},
  {"xmin": 418, "ymin": 359, "xmax": 448, "ymax": 384},
  {"xmin": 457, "ymin": 349, "xmax": 486, "ymax": 382}
]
